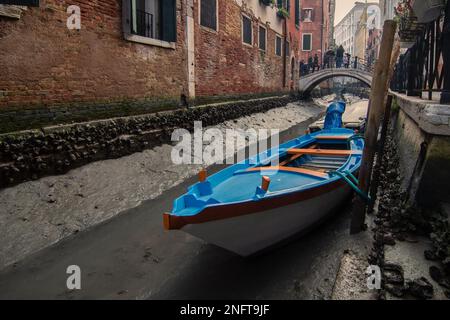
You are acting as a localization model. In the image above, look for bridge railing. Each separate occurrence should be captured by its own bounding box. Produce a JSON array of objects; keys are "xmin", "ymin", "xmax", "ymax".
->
[
  {"xmin": 300, "ymin": 55, "xmax": 375, "ymax": 78},
  {"xmin": 390, "ymin": 0, "xmax": 450, "ymax": 104}
]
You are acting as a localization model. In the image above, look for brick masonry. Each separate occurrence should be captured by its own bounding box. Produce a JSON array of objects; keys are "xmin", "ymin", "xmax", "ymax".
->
[
  {"xmin": 0, "ymin": 0, "xmax": 292, "ymax": 133},
  {"xmin": 0, "ymin": 95, "xmax": 297, "ymax": 188},
  {"xmin": 193, "ymin": 0, "xmax": 285, "ymax": 97}
]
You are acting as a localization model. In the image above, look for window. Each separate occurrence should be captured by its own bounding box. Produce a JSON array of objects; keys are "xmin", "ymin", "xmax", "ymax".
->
[
  {"xmin": 242, "ymin": 15, "xmax": 252, "ymax": 45},
  {"xmin": 259, "ymin": 25, "xmax": 266, "ymax": 51},
  {"xmin": 200, "ymin": 0, "xmax": 217, "ymax": 31},
  {"xmin": 124, "ymin": 0, "xmax": 177, "ymax": 43},
  {"xmin": 302, "ymin": 33, "xmax": 312, "ymax": 51},
  {"xmin": 295, "ymin": 0, "xmax": 300, "ymax": 26},
  {"xmin": 275, "ymin": 35, "xmax": 282, "ymax": 56},
  {"xmin": 286, "ymin": 41, "xmax": 290, "ymax": 56},
  {"xmin": 302, "ymin": 8, "xmax": 314, "ymax": 22}
]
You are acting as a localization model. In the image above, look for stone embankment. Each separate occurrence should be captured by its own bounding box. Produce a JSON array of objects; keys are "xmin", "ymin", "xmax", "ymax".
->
[
  {"xmin": 369, "ymin": 127, "xmax": 450, "ymax": 300},
  {"xmin": 0, "ymin": 96, "xmax": 297, "ymax": 189}
]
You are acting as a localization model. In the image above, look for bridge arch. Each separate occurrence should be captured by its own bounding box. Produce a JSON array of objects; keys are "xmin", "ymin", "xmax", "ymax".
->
[{"xmin": 298, "ymin": 68, "xmax": 373, "ymax": 98}]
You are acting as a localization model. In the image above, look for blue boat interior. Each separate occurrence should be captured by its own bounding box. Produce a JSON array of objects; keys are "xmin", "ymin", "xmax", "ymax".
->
[
  {"xmin": 171, "ymin": 128, "xmax": 364, "ymax": 217},
  {"xmin": 170, "ymin": 101, "xmax": 365, "ymax": 217}
]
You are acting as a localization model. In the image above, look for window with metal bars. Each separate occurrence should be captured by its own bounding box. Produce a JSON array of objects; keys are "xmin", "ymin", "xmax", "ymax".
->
[
  {"xmin": 125, "ymin": 0, "xmax": 176, "ymax": 43},
  {"xmin": 200, "ymin": 0, "xmax": 217, "ymax": 31}
]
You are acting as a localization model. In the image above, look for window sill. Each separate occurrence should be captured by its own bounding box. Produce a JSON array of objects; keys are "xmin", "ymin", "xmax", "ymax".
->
[
  {"xmin": 200, "ymin": 25, "xmax": 218, "ymax": 34},
  {"xmin": 0, "ymin": 5, "xmax": 26, "ymax": 19},
  {"xmin": 242, "ymin": 42, "xmax": 253, "ymax": 48},
  {"xmin": 124, "ymin": 33, "xmax": 176, "ymax": 50}
]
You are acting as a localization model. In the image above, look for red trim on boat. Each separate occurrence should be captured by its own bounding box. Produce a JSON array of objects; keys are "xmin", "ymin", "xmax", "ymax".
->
[{"xmin": 163, "ymin": 179, "xmax": 346, "ymax": 230}]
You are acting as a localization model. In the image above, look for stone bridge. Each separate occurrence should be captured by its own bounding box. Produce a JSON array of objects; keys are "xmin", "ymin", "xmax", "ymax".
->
[{"xmin": 298, "ymin": 68, "xmax": 373, "ymax": 98}]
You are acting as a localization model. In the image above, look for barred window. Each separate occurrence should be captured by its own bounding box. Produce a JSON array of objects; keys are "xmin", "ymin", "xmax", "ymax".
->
[{"xmin": 125, "ymin": 0, "xmax": 177, "ymax": 43}]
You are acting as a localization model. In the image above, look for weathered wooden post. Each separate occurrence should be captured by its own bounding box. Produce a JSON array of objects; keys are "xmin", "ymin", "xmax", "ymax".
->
[
  {"xmin": 350, "ymin": 20, "xmax": 397, "ymax": 234},
  {"xmin": 441, "ymin": 0, "xmax": 450, "ymax": 104}
]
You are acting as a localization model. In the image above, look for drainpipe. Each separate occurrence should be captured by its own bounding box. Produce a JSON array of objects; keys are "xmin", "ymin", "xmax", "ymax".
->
[
  {"xmin": 283, "ymin": 17, "xmax": 287, "ymax": 88},
  {"xmin": 320, "ymin": 0, "xmax": 324, "ymax": 60}
]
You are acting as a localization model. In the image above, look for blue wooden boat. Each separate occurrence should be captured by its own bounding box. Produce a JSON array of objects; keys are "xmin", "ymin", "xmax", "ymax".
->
[{"xmin": 164, "ymin": 101, "xmax": 364, "ymax": 256}]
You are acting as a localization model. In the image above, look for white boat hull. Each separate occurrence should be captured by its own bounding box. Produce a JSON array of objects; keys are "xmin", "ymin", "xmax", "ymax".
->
[{"xmin": 182, "ymin": 184, "xmax": 352, "ymax": 256}]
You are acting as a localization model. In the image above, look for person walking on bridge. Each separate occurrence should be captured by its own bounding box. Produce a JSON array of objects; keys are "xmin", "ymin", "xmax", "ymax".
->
[
  {"xmin": 308, "ymin": 55, "xmax": 314, "ymax": 73},
  {"xmin": 336, "ymin": 45, "xmax": 345, "ymax": 68},
  {"xmin": 344, "ymin": 53, "xmax": 351, "ymax": 68},
  {"xmin": 313, "ymin": 53, "xmax": 320, "ymax": 72}
]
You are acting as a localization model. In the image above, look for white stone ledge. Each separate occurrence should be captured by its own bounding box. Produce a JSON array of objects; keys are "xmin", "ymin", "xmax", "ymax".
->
[
  {"xmin": 391, "ymin": 91, "xmax": 450, "ymax": 136},
  {"xmin": 124, "ymin": 33, "xmax": 176, "ymax": 50}
]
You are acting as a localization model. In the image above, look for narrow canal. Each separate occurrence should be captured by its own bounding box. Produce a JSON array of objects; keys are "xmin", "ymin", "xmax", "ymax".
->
[{"xmin": 0, "ymin": 97, "xmax": 372, "ymax": 299}]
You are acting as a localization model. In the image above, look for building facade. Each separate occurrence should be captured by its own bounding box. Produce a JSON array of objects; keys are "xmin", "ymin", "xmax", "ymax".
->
[
  {"xmin": 335, "ymin": 1, "xmax": 380, "ymax": 60},
  {"xmin": 0, "ymin": 0, "xmax": 294, "ymax": 129},
  {"xmin": 380, "ymin": 0, "xmax": 399, "ymax": 22},
  {"xmin": 353, "ymin": 3, "xmax": 381, "ymax": 62},
  {"xmin": 298, "ymin": 0, "xmax": 332, "ymax": 66}
]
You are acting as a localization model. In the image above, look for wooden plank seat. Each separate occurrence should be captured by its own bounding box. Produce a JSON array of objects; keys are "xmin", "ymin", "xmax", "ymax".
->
[
  {"xmin": 246, "ymin": 166, "xmax": 328, "ymax": 179},
  {"xmin": 287, "ymin": 149, "xmax": 361, "ymax": 157},
  {"xmin": 315, "ymin": 135, "xmax": 353, "ymax": 140}
]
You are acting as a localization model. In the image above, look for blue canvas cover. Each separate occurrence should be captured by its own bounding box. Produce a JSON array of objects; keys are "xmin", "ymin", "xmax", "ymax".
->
[{"xmin": 324, "ymin": 101, "xmax": 346, "ymax": 130}]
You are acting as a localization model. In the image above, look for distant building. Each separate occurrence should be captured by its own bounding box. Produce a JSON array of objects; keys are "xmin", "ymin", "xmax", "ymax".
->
[
  {"xmin": 354, "ymin": 3, "xmax": 381, "ymax": 62},
  {"xmin": 298, "ymin": 0, "xmax": 333, "ymax": 66},
  {"xmin": 380, "ymin": 0, "xmax": 399, "ymax": 22},
  {"xmin": 334, "ymin": 2, "xmax": 379, "ymax": 58}
]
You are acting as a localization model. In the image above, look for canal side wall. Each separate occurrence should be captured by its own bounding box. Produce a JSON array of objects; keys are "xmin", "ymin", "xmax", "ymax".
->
[
  {"xmin": 0, "ymin": 95, "xmax": 297, "ymax": 189},
  {"xmin": 391, "ymin": 92, "xmax": 450, "ymax": 208}
]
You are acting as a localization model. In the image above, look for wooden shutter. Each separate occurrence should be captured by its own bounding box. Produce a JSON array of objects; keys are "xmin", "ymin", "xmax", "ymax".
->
[
  {"xmin": 122, "ymin": 0, "xmax": 132, "ymax": 35},
  {"xmin": 161, "ymin": 0, "xmax": 177, "ymax": 42},
  {"xmin": 295, "ymin": 0, "xmax": 300, "ymax": 26}
]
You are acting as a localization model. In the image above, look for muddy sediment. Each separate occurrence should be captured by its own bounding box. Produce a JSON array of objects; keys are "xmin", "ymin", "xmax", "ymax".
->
[
  {"xmin": 370, "ymin": 125, "xmax": 450, "ymax": 300},
  {"xmin": 0, "ymin": 96, "xmax": 299, "ymax": 189},
  {"xmin": 0, "ymin": 100, "xmax": 323, "ymax": 271}
]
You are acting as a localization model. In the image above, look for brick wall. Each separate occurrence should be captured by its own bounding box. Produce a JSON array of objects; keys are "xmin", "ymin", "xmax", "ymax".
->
[
  {"xmin": 0, "ymin": 0, "xmax": 187, "ymax": 111},
  {"xmin": 193, "ymin": 0, "xmax": 286, "ymax": 97},
  {"xmin": 298, "ymin": 0, "xmax": 330, "ymax": 64},
  {"xmin": 0, "ymin": 0, "xmax": 290, "ymax": 133}
]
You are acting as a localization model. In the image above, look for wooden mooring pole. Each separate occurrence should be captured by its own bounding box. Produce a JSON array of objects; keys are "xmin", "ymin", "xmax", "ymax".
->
[{"xmin": 350, "ymin": 20, "xmax": 397, "ymax": 234}]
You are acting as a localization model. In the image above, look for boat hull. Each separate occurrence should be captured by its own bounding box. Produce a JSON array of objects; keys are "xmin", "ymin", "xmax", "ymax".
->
[{"xmin": 181, "ymin": 183, "xmax": 352, "ymax": 256}]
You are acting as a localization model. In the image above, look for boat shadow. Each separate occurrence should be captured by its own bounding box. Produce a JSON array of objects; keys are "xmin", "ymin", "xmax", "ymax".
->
[{"xmin": 153, "ymin": 198, "xmax": 354, "ymax": 300}]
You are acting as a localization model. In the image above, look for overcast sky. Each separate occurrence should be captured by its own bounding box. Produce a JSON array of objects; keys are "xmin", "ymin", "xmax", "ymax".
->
[{"xmin": 335, "ymin": 0, "xmax": 380, "ymax": 26}]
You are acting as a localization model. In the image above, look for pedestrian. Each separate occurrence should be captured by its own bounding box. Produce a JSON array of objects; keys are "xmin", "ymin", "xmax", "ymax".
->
[
  {"xmin": 336, "ymin": 45, "xmax": 344, "ymax": 68},
  {"xmin": 308, "ymin": 55, "xmax": 314, "ymax": 73},
  {"xmin": 299, "ymin": 60, "xmax": 305, "ymax": 77},
  {"xmin": 314, "ymin": 53, "xmax": 319, "ymax": 72},
  {"xmin": 323, "ymin": 53, "xmax": 329, "ymax": 69},
  {"xmin": 344, "ymin": 53, "xmax": 351, "ymax": 68}
]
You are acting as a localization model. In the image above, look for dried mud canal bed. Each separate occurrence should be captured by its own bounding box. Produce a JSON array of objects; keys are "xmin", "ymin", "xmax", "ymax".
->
[{"xmin": 0, "ymin": 101, "xmax": 324, "ymax": 270}]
